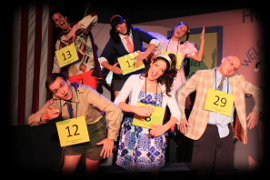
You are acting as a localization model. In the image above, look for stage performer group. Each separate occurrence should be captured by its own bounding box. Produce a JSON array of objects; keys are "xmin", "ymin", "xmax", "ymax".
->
[{"xmin": 28, "ymin": 8, "xmax": 263, "ymax": 178}]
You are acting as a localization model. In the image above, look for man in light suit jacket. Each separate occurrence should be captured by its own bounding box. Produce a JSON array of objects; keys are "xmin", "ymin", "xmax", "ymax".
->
[{"xmin": 176, "ymin": 55, "xmax": 263, "ymax": 174}]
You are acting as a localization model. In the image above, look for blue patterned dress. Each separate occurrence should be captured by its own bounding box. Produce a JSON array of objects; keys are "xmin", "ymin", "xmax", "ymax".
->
[{"xmin": 116, "ymin": 91, "xmax": 165, "ymax": 172}]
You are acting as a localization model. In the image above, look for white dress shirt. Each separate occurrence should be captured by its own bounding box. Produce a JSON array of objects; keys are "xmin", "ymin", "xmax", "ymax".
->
[
  {"xmin": 98, "ymin": 30, "xmax": 160, "ymax": 65},
  {"xmin": 208, "ymin": 69, "xmax": 235, "ymax": 138}
]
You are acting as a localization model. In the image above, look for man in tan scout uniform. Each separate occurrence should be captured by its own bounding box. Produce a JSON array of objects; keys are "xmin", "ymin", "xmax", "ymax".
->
[{"xmin": 28, "ymin": 73, "xmax": 121, "ymax": 176}]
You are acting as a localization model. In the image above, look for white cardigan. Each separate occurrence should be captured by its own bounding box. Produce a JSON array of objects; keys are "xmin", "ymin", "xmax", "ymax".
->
[{"xmin": 114, "ymin": 74, "xmax": 181, "ymax": 124}]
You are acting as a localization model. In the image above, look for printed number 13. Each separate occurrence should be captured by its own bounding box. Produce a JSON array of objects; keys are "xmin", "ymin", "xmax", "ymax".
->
[{"xmin": 62, "ymin": 51, "xmax": 72, "ymax": 61}]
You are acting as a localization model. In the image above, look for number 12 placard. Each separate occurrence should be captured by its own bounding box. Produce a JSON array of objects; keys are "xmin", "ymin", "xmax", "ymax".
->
[
  {"xmin": 204, "ymin": 88, "xmax": 235, "ymax": 116},
  {"xmin": 55, "ymin": 116, "xmax": 90, "ymax": 147}
]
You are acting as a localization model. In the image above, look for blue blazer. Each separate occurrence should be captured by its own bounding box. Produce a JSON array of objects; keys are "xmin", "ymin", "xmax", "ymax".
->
[{"xmin": 100, "ymin": 27, "xmax": 156, "ymax": 80}]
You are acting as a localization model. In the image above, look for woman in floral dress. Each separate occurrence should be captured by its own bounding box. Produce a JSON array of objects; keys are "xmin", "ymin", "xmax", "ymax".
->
[{"xmin": 114, "ymin": 54, "xmax": 181, "ymax": 176}]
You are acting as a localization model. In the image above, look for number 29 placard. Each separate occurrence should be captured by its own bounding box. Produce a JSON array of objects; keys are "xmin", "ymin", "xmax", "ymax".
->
[
  {"xmin": 204, "ymin": 88, "xmax": 235, "ymax": 116},
  {"xmin": 55, "ymin": 116, "xmax": 90, "ymax": 147}
]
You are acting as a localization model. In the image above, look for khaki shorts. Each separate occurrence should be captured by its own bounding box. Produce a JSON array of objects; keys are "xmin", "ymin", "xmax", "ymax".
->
[{"xmin": 64, "ymin": 118, "xmax": 106, "ymax": 160}]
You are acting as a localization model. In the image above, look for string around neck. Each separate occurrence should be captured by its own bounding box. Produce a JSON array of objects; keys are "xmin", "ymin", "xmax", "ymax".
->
[
  {"xmin": 166, "ymin": 38, "xmax": 180, "ymax": 54},
  {"xmin": 145, "ymin": 78, "xmax": 158, "ymax": 107}
]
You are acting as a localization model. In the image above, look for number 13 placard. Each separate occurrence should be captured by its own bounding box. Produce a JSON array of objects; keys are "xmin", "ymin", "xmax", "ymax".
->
[
  {"xmin": 55, "ymin": 43, "xmax": 79, "ymax": 68},
  {"xmin": 204, "ymin": 88, "xmax": 235, "ymax": 116}
]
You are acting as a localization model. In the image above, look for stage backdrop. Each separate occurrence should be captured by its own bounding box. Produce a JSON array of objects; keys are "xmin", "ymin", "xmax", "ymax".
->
[{"xmin": 9, "ymin": 2, "xmax": 54, "ymax": 126}]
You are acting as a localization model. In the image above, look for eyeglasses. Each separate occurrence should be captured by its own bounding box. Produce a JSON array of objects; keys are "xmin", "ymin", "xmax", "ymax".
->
[{"xmin": 225, "ymin": 58, "xmax": 238, "ymax": 71}]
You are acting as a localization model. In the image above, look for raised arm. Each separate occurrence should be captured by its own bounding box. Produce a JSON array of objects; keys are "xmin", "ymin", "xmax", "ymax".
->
[
  {"xmin": 64, "ymin": 13, "xmax": 98, "ymax": 42},
  {"xmin": 28, "ymin": 100, "xmax": 60, "ymax": 126},
  {"xmin": 190, "ymin": 26, "xmax": 205, "ymax": 61}
]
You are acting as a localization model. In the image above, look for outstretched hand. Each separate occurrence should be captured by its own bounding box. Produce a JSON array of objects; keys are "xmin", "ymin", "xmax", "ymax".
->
[
  {"xmin": 111, "ymin": 62, "xmax": 123, "ymax": 74},
  {"xmin": 135, "ymin": 52, "xmax": 146, "ymax": 61},
  {"xmin": 96, "ymin": 138, "xmax": 114, "ymax": 158},
  {"xmin": 177, "ymin": 118, "xmax": 189, "ymax": 134},
  {"xmin": 63, "ymin": 23, "xmax": 82, "ymax": 43},
  {"xmin": 133, "ymin": 106, "xmax": 155, "ymax": 117},
  {"xmin": 246, "ymin": 110, "xmax": 260, "ymax": 129},
  {"xmin": 41, "ymin": 103, "xmax": 60, "ymax": 122},
  {"xmin": 150, "ymin": 125, "xmax": 167, "ymax": 137},
  {"xmin": 200, "ymin": 26, "xmax": 205, "ymax": 42}
]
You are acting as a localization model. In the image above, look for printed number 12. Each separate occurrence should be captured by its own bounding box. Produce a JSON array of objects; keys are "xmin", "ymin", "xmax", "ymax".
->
[{"xmin": 65, "ymin": 124, "xmax": 80, "ymax": 137}]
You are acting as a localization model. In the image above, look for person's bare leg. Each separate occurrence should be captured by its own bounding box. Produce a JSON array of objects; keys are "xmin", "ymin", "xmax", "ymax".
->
[
  {"xmin": 85, "ymin": 158, "xmax": 99, "ymax": 176},
  {"xmin": 62, "ymin": 155, "xmax": 82, "ymax": 176}
]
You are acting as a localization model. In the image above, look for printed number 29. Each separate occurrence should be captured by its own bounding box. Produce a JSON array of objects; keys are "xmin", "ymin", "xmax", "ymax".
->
[
  {"xmin": 213, "ymin": 95, "xmax": 227, "ymax": 107},
  {"xmin": 62, "ymin": 51, "xmax": 72, "ymax": 61},
  {"xmin": 65, "ymin": 124, "xmax": 80, "ymax": 137}
]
